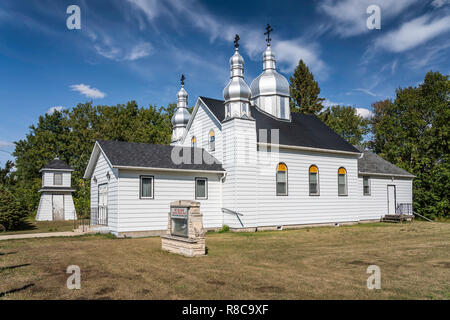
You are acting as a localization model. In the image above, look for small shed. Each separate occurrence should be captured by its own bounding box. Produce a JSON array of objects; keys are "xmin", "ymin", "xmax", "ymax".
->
[{"xmin": 36, "ymin": 157, "xmax": 77, "ymax": 221}]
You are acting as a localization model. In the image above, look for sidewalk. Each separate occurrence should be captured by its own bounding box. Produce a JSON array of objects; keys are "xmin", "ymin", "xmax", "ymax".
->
[{"xmin": 0, "ymin": 231, "xmax": 81, "ymax": 241}]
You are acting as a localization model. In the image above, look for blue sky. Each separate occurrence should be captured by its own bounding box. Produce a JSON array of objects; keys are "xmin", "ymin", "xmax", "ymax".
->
[{"xmin": 0, "ymin": 0, "xmax": 449, "ymax": 165}]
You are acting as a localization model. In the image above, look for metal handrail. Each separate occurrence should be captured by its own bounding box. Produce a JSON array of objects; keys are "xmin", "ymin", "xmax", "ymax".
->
[
  {"xmin": 413, "ymin": 211, "xmax": 433, "ymax": 222},
  {"xmin": 222, "ymin": 208, "xmax": 244, "ymax": 227},
  {"xmin": 396, "ymin": 203, "xmax": 413, "ymax": 215}
]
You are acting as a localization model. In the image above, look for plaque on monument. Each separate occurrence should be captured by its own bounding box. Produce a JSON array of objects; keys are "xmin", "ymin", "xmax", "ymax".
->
[{"xmin": 161, "ymin": 200, "xmax": 206, "ymax": 257}]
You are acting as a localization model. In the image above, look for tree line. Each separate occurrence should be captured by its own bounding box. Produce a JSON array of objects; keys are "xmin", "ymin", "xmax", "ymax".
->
[
  {"xmin": 290, "ymin": 61, "xmax": 448, "ymax": 219},
  {"xmin": 0, "ymin": 61, "xmax": 448, "ymax": 230}
]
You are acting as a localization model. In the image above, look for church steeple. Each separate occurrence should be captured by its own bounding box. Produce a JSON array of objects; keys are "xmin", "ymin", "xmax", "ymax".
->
[
  {"xmin": 171, "ymin": 74, "xmax": 191, "ymax": 144},
  {"xmin": 222, "ymin": 34, "xmax": 251, "ymax": 121},
  {"xmin": 250, "ymin": 24, "xmax": 290, "ymax": 120}
]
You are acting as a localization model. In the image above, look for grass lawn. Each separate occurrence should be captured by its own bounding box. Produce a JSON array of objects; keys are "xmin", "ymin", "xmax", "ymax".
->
[
  {"xmin": 0, "ymin": 221, "xmax": 449, "ymax": 299},
  {"xmin": 0, "ymin": 218, "xmax": 74, "ymax": 235}
]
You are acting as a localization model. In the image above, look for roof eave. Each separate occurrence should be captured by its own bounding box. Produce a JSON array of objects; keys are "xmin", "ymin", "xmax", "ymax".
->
[
  {"xmin": 358, "ymin": 171, "xmax": 415, "ymax": 179},
  {"xmin": 113, "ymin": 165, "xmax": 226, "ymax": 174},
  {"xmin": 39, "ymin": 168, "xmax": 75, "ymax": 173},
  {"xmin": 258, "ymin": 142, "xmax": 361, "ymax": 156}
]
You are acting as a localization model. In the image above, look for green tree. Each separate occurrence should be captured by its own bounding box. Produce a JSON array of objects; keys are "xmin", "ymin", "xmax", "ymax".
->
[
  {"xmin": 0, "ymin": 160, "xmax": 15, "ymax": 185},
  {"xmin": 0, "ymin": 186, "xmax": 28, "ymax": 231},
  {"xmin": 289, "ymin": 59, "xmax": 325, "ymax": 114},
  {"xmin": 371, "ymin": 71, "xmax": 449, "ymax": 219},
  {"xmin": 12, "ymin": 101, "xmax": 177, "ymax": 218},
  {"xmin": 319, "ymin": 105, "xmax": 370, "ymax": 146}
]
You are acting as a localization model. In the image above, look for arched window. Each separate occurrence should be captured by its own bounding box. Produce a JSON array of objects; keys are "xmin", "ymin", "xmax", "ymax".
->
[
  {"xmin": 338, "ymin": 167, "xmax": 347, "ymax": 196},
  {"xmin": 191, "ymin": 136, "xmax": 197, "ymax": 148},
  {"xmin": 276, "ymin": 163, "xmax": 288, "ymax": 196},
  {"xmin": 309, "ymin": 165, "xmax": 319, "ymax": 195},
  {"xmin": 209, "ymin": 130, "xmax": 215, "ymax": 151}
]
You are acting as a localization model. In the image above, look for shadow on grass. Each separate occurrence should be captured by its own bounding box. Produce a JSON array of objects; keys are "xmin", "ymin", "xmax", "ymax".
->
[
  {"xmin": 5, "ymin": 220, "xmax": 38, "ymax": 232},
  {"xmin": 0, "ymin": 263, "xmax": 31, "ymax": 273},
  {"xmin": 0, "ymin": 251, "xmax": 17, "ymax": 256},
  {"xmin": 0, "ymin": 283, "xmax": 35, "ymax": 298}
]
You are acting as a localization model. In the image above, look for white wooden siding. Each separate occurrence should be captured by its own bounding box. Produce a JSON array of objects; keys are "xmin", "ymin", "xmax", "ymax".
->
[
  {"xmin": 63, "ymin": 194, "xmax": 76, "ymax": 220},
  {"xmin": 222, "ymin": 119, "xmax": 258, "ymax": 228},
  {"xmin": 90, "ymin": 152, "xmax": 119, "ymax": 231},
  {"xmin": 42, "ymin": 171, "xmax": 72, "ymax": 187},
  {"xmin": 117, "ymin": 170, "xmax": 222, "ymax": 233},
  {"xmin": 181, "ymin": 100, "xmax": 223, "ymax": 163},
  {"xmin": 36, "ymin": 193, "xmax": 53, "ymax": 220},
  {"xmin": 256, "ymin": 148, "xmax": 361, "ymax": 226},
  {"xmin": 36, "ymin": 192, "xmax": 76, "ymax": 221},
  {"xmin": 358, "ymin": 176, "xmax": 413, "ymax": 220}
]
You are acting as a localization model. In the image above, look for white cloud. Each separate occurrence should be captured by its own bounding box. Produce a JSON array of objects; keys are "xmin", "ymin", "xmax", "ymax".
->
[
  {"xmin": 318, "ymin": 0, "xmax": 419, "ymax": 37},
  {"xmin": 323, "ymin": 99, "xmax": 342, "ymax": 108},
  {"xmin": 47, "ymin": 106, "xmax": 64, "ymax": 114},
  {"xmin": 92, "ymin": 36, "xmax": 153, "ymax": 61},
  {"xmin": 431, "ymin": 0, "xmax": 450, "ymax": 8},
  {"xmin": 0, "ymin": 140, "xmax": 14, "ymax": 148},
  {"xmin": 273, "ymin": 39, "xmax": 328, "ymax": 79},
  {"xmin": 406, "ymin": 42, "xmax": 450, "ymax": 69},
  {"xmin": 375, "ymin": 14, "xmax": 450, "ymax": 52},
  {"xmin": 352, "ymin": 88, "xmax": 378, "ymax": 97},
  {"xmin": 70, "ymin": 84, "xmax": 106, "ymax": 99},
  {"xmin": 126, "ymin": 42, "xmax": 153, "ymax": 60},
  {"xmin": 125, "ymin": 0, "xmax": 327, "ymax": 78},
  {"xmin": 355, "ymin": 107, "xmax": 374, "ymax": 118}
]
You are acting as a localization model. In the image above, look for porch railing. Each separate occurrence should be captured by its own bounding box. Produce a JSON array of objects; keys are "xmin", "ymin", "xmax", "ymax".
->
[
  {"xmin": 73, "ymin": 210, "xmax": 90, "ymax": 232},
  {"xmin": 91, "ymin": 206, "xmax": 108, "ymax": 226},
  {"xmin": 396, "ymin": 203, "xmax": 413, "ymax": 215}
]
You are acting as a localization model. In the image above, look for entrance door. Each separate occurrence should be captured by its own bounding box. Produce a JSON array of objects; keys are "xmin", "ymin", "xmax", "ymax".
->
[
  {"xmin": 52, "ymin": 194, "xmax": 64, "ymax": 220},
  {"xmin": 387, "ymin": 185, "xmax": 396, "ymax": 214},
  {"xmin": 98, "ymin": 184, "xmax": 108, "ymax": 225}
]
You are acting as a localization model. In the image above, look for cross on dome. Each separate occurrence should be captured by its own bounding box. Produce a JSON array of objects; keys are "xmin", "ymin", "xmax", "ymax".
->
[
  {"xmin": 234, "ymin": 34, "xmax": 240, "ymax": 49},
  {"xmin": 264, "ymin": 24, "xmax": 273, "ymax": 46}
]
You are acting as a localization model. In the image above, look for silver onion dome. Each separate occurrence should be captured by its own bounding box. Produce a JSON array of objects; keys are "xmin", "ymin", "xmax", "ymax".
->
[
  {"xmin": 223, "ymin": 48, "xmax": 251, "ymax": 103},
  {"xmin": 250, "ymin": 45, "xmax": 290, "ymax": 99},
  {"xmin": 171, "ymin": 75, "xmax": 191, "ymax": 143},
  {"xmin": 222, "ymin": 35, "xmax": 252, "ymax": 120}
]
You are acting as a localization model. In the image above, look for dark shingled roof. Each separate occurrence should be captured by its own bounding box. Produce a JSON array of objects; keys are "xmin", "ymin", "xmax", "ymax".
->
[
  {"xmin": 357, "ymin": 147, "xmax": 415, "ymax": 178},
  {"xmin": 97, "ymin": 140, "xmax": 224, "ymax": 172},
  {"xmin": 199, "ymin": 97, "xmax": 360, "ymax": 153},
  {"xmin": 41, "ymin": 158, "xmax": 73, "ymax": 171}
]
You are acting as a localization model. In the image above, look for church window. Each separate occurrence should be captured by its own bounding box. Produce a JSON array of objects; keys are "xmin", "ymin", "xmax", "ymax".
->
[
  {"xmin": 276, "ymin": 163, "xmax": 288, "ymax": 196},
  {"xmin": 309, "ymin": 165, "xmax": 319, "ymax": 195}
]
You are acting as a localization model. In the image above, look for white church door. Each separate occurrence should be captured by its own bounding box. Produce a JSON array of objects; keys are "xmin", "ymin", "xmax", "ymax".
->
[
  {"xmin": 387, "ymin": 185, "xmax": 396, "ymax": 215},
  {"xmin": 98, "ymin": 184, "xmax": 108, "ymax": 225},
  {"xmin": 52, "ymin": 194, "xmax": 65, "ymax": 220}
]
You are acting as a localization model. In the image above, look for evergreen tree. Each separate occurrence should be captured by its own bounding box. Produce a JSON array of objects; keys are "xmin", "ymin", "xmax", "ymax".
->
[
  {"xmin": 319, "ymin": 105, "xmax": 370, "ymax": 146},
  {"xmin": 289, "ymin": 59, "xmax": 325, "ymax": 114},
  {"xmin": 371, "ymin": 71, "xmax": 449, "ymax": 219}
]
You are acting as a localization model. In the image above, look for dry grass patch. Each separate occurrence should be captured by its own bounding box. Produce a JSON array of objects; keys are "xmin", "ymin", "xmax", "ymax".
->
[
  {"xmin": 0, "ymin": 221, "xmax": 449, "ymax": 299},
  {"xmin": 0, "ymin": 218, "xmax": 74, "ymax": 235}
]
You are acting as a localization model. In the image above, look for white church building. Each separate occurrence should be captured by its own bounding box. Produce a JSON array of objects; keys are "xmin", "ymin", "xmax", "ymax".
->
[{"xmin": 84, "ymin": 31, "xmax": 414, "ymax": 237}]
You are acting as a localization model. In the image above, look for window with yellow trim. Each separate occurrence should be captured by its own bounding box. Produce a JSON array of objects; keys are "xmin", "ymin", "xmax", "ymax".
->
[
  {"xmin": 338, "ymin": 167, "xmax": 347, "ymax": 196},
  {"xmin": 191, "ymin": 136, "xmax": 197, "ymax": 148},
  {"xmin": 209, "ymin": 130, "xmax": 215, "ymax": 152},
  {"xmin": 276, "ymin": 163, "xmax": 288, "ymax": 196},
  {"xmin": 309, "ymin": 165, "xmax": 319, "ymax": 195}
]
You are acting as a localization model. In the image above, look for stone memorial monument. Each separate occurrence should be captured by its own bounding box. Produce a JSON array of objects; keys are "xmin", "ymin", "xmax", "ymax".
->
[{"xmin": 161, "ymin": 200, "xmax": 206, "ymax": 257}]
